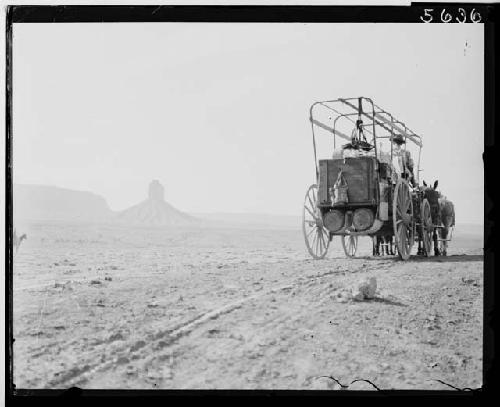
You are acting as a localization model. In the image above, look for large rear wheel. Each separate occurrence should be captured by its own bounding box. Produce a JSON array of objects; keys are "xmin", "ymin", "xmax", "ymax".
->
[
  {"xmin": 302, "ymin": 184, "xmax": 330, "ymax": 259},
  {"xmin": 393, "ymin": 179, "xmax": 415, "ymax": 260}
]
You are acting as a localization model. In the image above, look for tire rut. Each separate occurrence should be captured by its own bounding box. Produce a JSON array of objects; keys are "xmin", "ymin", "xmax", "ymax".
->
[{"xmin": 46, "ymin": 262, "xmax": 375, "ymax": 388}]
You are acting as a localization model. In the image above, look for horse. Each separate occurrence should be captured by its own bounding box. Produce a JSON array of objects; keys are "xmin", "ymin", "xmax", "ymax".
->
[
  {"xmin": 422, "ymin": 180, "xmax": 455, "ymax": 256},
  {"xmin": 13, "ymin": 228, "xmax": 27, "ymax": 254}
]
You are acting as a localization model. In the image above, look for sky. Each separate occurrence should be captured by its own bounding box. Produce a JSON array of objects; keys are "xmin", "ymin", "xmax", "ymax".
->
[{"xmin": 12, "ymin": 23, "xmax": 484, "ymax": 223}]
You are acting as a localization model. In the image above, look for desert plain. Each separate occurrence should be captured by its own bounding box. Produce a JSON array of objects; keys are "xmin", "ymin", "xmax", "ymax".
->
[{"xmin": 12, "ymin": 220, "xmax": 484, "ymax": 390}]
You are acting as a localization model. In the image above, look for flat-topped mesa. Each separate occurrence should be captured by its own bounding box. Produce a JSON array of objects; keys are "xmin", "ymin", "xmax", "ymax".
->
[{"xmin": 148, "ymin": 179, "xmax": 165, "ymax": 202}]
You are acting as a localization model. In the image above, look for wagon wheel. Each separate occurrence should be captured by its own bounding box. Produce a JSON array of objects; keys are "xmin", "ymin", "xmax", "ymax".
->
[
  {"xmin": 392, "ymin": 179, "xmax": 415, "ymax": 260},
  {"xmin": 420, "ymin": 198, "xmax": 433, "ymax": 257},
  {"xmin": 302, "ymin": 184, "xmax": 330, "ymax": 259},
  {"xmin": 341, "ymin": 235, "xmax": 358, "ymax": 257}
]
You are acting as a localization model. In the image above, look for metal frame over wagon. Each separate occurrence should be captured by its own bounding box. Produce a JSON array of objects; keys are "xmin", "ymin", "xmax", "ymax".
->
[{"xmin": 302, "ymin": 96, "xmax": 444, "ymax": 261}]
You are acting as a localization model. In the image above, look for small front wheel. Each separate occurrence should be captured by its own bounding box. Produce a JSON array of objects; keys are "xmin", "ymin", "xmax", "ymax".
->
[{"xmin": 341, "ymin": 235, "xmax": 358, "ymax": 257}]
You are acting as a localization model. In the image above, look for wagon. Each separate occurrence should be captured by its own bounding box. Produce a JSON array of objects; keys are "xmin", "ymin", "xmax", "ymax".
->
[{"xmin": 302, "ymin": 97, "xmax": 439, "ymax": 260}]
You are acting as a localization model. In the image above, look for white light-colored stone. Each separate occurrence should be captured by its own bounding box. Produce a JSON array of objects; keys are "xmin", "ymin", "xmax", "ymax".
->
[{"xmin": 351, "ymin": 277, "xmax": 377, "ymax": 300}]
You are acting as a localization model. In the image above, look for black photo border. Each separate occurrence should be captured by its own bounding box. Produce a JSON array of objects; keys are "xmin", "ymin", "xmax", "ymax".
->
[{"xmin": 4, "ymin": 2, "xmax": 497, "ymax": 402}]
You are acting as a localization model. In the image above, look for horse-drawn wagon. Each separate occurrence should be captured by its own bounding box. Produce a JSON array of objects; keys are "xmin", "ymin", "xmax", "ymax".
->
[{"xmin": 302, "ymin": 97, "xmax": 454, "ymax": 260}]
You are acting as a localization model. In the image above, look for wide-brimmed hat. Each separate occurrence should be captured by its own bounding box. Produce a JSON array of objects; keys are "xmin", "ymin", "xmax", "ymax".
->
[{"xmin": 391, "ymin": 134, "xmax": 406, "ymax": 145}]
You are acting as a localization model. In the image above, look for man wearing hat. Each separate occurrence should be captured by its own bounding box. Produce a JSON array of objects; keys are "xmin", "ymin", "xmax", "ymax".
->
[{"xmin": 392, "ymin": 134, "xmax": 416, "ymax": 187}]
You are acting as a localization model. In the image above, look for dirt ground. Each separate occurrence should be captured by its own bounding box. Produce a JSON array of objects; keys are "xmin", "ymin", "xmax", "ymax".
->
[{"xmin": 12, "ymin": 221, "xmax": 484, "ymax": 390}]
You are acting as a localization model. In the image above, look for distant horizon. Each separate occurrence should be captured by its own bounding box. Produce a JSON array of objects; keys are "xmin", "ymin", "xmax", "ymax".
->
[{"xmin": 13, "ymin": 182, "xmax": 484, "ymax": 226}]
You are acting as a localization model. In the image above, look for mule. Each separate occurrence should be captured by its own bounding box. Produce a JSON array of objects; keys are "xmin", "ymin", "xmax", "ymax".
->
[
  {"xmin": 422, "ymin": 180, "xmax": 455, "ymax": 256},
  {"xmin": 438, "ymin": 195, "xmax": 455, "ymax": 256}
]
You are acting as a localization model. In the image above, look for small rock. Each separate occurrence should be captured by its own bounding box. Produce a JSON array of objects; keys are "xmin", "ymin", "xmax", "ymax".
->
[
  {"xmin": 125, "ymin": 365, "xmax": 137, "ymax": 375},
  {"xmin": 108, "ymin": 332, "xmax": 124, "ymax": 342},
  {"xmin": 351, "ymin": 277, "xmax": 377, "ymax": 301},
  {"xmin": 117, "ymin": 356, "xmax": 130, "ymax": 365},
  {"xmin": 163, "ymin": 366, "xmax": 173, "ymax": 379}
]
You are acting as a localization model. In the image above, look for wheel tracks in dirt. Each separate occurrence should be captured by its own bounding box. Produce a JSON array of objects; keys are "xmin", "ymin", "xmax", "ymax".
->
[
  {"xmin": 13, "ymin": 270, "xmax": 174, "ymax": 292},
  {"xmin": 44, "ymin": 261, "xmax": 382, "ymax": 388}
]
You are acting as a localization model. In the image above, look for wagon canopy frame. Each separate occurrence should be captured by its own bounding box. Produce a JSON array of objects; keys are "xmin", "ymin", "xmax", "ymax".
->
[{"xmin": 309, "ymin": 97, "xmax": 423, "ymax": 184}]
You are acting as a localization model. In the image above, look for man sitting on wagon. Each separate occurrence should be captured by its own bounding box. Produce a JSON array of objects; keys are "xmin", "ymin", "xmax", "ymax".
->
[
  {"xmin": 391, "ymin": 133, "xmax": 417, "ymax": 187},
  {"xmin": 340, "ymin": 119, "xmax": 374, "ymax": 157}
]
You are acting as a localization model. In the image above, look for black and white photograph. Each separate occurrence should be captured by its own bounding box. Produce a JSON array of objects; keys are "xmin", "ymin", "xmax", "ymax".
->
[{"xmin": 6, "ymin": 4, "xmax": 491, "ymax": 393}]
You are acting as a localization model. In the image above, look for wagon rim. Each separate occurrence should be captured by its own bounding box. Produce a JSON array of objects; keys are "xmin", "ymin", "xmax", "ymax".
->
[
  {"xmin": 302, "ymin": 184, "xmax": 330, "ymax": 259},
  {"xmin": 420, "ymin": 198, "xmax": 433, "ymax": 257},
  {"xmin": 393, "ymin": 179, "xmax": 415, "ymax": 260}
]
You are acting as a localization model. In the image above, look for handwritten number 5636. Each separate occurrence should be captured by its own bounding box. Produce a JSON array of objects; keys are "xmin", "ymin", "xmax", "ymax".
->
[{"xmin": 421, "ymin": 8, "xmax": 482, "ymax": 23}]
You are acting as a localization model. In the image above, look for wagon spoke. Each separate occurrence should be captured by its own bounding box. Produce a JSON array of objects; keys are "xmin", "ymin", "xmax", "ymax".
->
[
  {"xmin": 316, "ymin": 231, "xmax": 322, "ymax": 254},
  {"xmin": 319, "ymin": 231, "xmax": 326, "ymax": 249},
  {"xmin": 400, "ymin": 188, "xmax": 407, "ymax": 209},
  {"xmin": 400, "ymin": 228, "xmax": 406, "ymax": 254},
  {"xmin": 320, "ymin": 230, "xmax": 327, "ymax": 250},
  {"xmin": 305, "ymin": 205, "xmax": 316, "ymax": 220},
  {"xmin": 306, "ymin": 227, "xmax": 316, "ymax": 238},
  {"xmin": 307, "ymin": 194, "xmax": 315, "ymax": 212},
  {"xmin": 396, "ymin": 207, "xmax": 403, "ymax": 219},
  {"xmin": 349, "ymin": 237, "xmax": 355, "ymax": 255}
]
